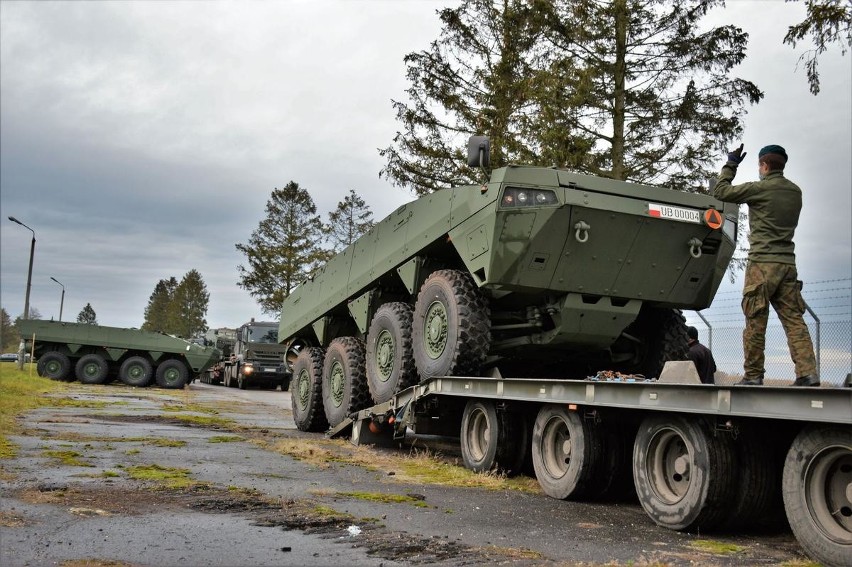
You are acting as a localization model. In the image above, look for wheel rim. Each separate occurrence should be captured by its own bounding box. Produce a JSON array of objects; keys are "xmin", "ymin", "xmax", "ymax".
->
[
  {"xmin": 466, "ymin": 407, "xmax": 490, "ymax": 462},
  {"xmin": 45, "ymin": 360, "xmax": 61, "ymax": 375},
  {"xmin": 83, "ymin": 362, "xmax": 100, "ymax": 378},
  {"xmin": 645, "ymin": 428, "xmax": 691, "ymax": 504},
  {"xmin": 329, "ymin": 360, "xmax": 345, "ymax": 408},
  {"xmin": 375, "ymin": 330, "xmax": 394, "ymax": 383},
  {"xmin": 127, "ymin": 364, "xmax": 144, "ymax": 380},
  {"xmin": 296, "ymin": 369, "xmax": 311, "ymax": 411},
  {"xmin": 163, "ymin": 366, "xmax": 180, "ymax": 384},
  {"xmin": 424, "ymin": 300, "xmax": 448, "ymax": 359},
  {"xmin": 540, "ymin": 415, "xmax": 571, "ymax": 480},
  {"xmin": 804, "ymin": 445, "xmax": 852, "ymax": 543}
]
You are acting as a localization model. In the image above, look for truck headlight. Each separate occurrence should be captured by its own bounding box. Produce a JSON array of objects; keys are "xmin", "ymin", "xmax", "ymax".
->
[
  {"xmin": 242, "ymin": 363, "xmax": 254, "ymax": 376},
  {"xmin": 500, "ymin": 187, "xmax": 558, "ymax": 209}
]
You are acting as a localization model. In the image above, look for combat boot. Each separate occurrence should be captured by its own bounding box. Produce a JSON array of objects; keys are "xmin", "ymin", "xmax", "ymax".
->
[
  {"xmin": 791, "ymin": 375, "xmax": 820, "ymax": 387},
  {"xmin": 735, "ymin": 376, "xmax": 763, "ymax": 386}
]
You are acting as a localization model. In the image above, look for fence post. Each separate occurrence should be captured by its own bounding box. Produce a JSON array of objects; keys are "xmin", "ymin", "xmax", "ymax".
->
[
  {"xmin": 695, "ymin": 310, "xmax": 713, "ymax": 352},
  {"xmin": 803, "ymin": 300, "xmax": 820, "ymax": 376}
]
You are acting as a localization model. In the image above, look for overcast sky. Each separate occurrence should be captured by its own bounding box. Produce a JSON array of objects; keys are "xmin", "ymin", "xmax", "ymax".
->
[{"xmin": 1, "ymin": 1, "xmax": 850, "ymax": 332}]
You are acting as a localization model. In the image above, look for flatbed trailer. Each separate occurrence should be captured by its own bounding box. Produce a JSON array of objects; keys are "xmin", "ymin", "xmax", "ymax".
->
[{"xmin": 331, "ymin": 366, "xmax": 852, "ymax": 567}]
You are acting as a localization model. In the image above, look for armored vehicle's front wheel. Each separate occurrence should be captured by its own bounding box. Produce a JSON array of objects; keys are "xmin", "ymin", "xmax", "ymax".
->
[
  {"xmin": 75, "ymin": 354, "xmax": 109, "ymax": 384},
  {"xmin": 412, "ymin": 270, "xmax": 490, "ymax": 380},
  {"xmin": 119, "ymin": 356, "xmax": 153, "ymax": 387},
  {"xmin": 460, "ymin": 400, "xmax": 525, "ymax": 476},
  {"xmin": 633, "ymin": 415, "xmax": 736, "ymax": 531},
  {"xmin": 322, "ymin": 337, "xmax": 370, "ymax": 428},
  {"xmin": 291, "ymin": 347, "xmax": 327, "ymax": 432},
  {"xmin": 366, "ymin": 302, "xmax": 416, "ymax": 404},
  {"xmin": 155, "ymin": 359, "xmax": 189, "ymax": 389},
  {"xmin": 37, "ymin": 352, "xmax": 72, "ymax": 381}
]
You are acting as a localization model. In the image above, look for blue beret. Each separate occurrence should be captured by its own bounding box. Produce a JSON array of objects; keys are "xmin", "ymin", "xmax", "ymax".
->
[{"xmin": 759, "ymin": 144, "xmax": 788, "ymax": 162}]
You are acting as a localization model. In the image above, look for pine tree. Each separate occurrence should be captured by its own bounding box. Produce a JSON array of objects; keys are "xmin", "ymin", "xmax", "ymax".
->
[
  {"xmin": 784, "ymin": 0, "xmax": 852, "ymax": 95},
  {"xmin": 236, "ymin": 181, "xmax": 327, "ymax": 315},
  {"xmin": 173, "ymin": 269, "xmax": 209, "ymax": 338},
  {"xmin": 77, "ymin": 303, "xmax": 97, "ymax": 325},
  {"xmin": 1, "ymin": 307, "xmax": 18, "ymax": 352},
  {"xmin": 142, "ymin": 278, "xmax": 178, "ymax": 333},
  {"xmin": 325, "ymin": 189, "xmax": 375, "ymax": 252},
  {"xmin": 381, "ymin": 0, "xmax": 762, "ymax": 194}
]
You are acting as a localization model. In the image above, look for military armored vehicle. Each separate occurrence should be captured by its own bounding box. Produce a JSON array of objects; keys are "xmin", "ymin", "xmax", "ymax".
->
[
  {"xmin": 280, "ymin": 137, "xmax": 737, "ymax": 430},
  {"xmin": 207, "ymin": 320, "xmax": 290, "ymax": 390},
  {"xmin": 18, "ymin": 320, "xmax": 220, "ymax": 389}
]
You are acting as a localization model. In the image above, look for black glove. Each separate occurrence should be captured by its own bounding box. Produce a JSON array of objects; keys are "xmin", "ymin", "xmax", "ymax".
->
[{"xmin": 727, "ymin": 143, "xmax": 747, "ymax": 165}]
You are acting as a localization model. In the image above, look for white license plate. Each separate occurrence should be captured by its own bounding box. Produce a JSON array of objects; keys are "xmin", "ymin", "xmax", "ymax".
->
[
  {"xmin": 263, "ymin": 367, "xmax": 276, "ymax": 373},
  {"xmin": 648, "ymin": 203, "xmax": 701, "ymax": 224}
]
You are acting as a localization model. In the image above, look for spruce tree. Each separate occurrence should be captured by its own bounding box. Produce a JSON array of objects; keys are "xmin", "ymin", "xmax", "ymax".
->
[
  {"xmin": 76, "ymin": 303, "xmax": 97, "ymax": 325},
  {"xmin": 142, "ymin": 278, "xmax": 177, "ymax": 332},
  {"xmin": 173, "ymin": 269, "xmax": 209, "ymax": 338},
  {"xmin": 325, "ymin": 189, "xmax": 375, "ymax": 252}
]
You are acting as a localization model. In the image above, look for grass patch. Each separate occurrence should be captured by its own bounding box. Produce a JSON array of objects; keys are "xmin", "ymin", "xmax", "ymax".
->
[
  {"xmin": 146, "ymin": 438, "xmax": 187, "ymax": 448},
  {"xmin": 479, "ymin": 545, "xmax": 544, "ymax": 560},
  {"xmin": 167, "ymin": 413, "xmax": 236, "ymax": 429},
  {"xmin": 689, "ymin": 540, "xmax": 744, "ymax": 554},
  {"xmin": 42, "ymin": 449, "xmax": 93, "ymax": 467},
  {"xmin": 162, "ymin": 402, "xmax": 219, "ymax": 415},
  {"xmin": 0, "ymin": 364, "xmax": 69, "ymax": 458},
  {"xmin": 312, "ymin": 504, "xmax": 353, "ymax": 521},
  {"xmin": 338, "ymin": 491, "xmax": 429, "ymax": 508},
  {"xmin": 125, "ymin": 464, "xmax": 196, "ymax": 489},
  {"xmin": 208, "ymin": 435, "xmax": 244, "ymax": 443}
]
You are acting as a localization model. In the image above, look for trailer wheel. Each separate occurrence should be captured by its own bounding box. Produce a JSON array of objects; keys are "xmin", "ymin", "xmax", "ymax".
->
[
  {"xmin": 723, "ymin": 428, "xmax": 785, "ymax": 530},
  {"xmin": 119, "ymin": 356, "xmax": 153, "ymax": 387},
  {"xmin": 75, "ymin": 354, "xmax": 109, "ymax": 384},
  {"xmin": 531, "ymin": 405, "xmax": 605, "ymax": 500},
  {"xmin": 155, "ymin": 359, "xmax": 189, "ymax": 389},
  {"xmin": 460, "ymin": 400, "xmax": 525, "ymax": 475},
  {"xmin": 367, "ymin": 302, "xmax": 417, "ymax": 404},
  {"xmin": 412, "ymin": 269, "xmax": 490, "ymax": 380},
  {"xmin": 782, "ymin": 426, "xmax": 852, "ymax": 567},
  {"xmin": 633, "ymin": 415, "xmax": 735, "ymax": 531},
  {"xmin": 322, "ymin": 337, "xmax": 370, "ymax": 428},
  {"xmin": 292, "ymin": 347, "xmax": 328, "ymax": 432}
]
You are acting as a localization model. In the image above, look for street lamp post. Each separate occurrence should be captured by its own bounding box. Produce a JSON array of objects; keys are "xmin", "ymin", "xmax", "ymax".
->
[
  {"xmin": 8, "ymin": 216, "xmax": 35, "ymax": 370},
  {"xmin": 50, "ymin": 277, "xmax": 65, "ymax": 322}
]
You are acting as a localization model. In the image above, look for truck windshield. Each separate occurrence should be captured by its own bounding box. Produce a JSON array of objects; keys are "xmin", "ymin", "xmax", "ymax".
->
[{"xmin": 247, "ymin": 325, "xmax": 278, "ymax": 343}]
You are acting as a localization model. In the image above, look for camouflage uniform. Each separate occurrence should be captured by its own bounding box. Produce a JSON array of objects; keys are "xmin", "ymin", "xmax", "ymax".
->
[{"xmin": 714, "ymin": 160, "xmax": 817, "ymax": 382}]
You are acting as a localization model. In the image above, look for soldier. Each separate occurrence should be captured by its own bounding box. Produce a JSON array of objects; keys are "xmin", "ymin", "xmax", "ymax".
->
[
  {"xmin": 686, "ymin": 326, "xmax": 716, "ymax": 385},
  {"xmin": 714, "ymin": 144, "xmax": 819, "ymax": 387}
]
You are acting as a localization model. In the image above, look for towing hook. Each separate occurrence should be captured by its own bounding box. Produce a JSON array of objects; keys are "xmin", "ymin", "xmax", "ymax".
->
[
  {"xmin": 574, "ymin": 221, "xmax": 590, "ymax": 243},
  {"xmin": 688, "ymin": 237, "xmax": 703, "ymax": 259}
]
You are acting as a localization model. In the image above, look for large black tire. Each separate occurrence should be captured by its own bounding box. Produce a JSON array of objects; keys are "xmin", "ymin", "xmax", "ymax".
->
[
  {"xmin": 531, "ymin": 405, "xmax": 606, "ymax": 500},
  {"xmin": 617, "ymin": 307, "xmax": 688, "ymax": 379},
  {"xmin": 460, "ymin": 400, "xmax": 526, "ymax": 476},
  {"xmin": 322, "ymin": 337, "xmax": 370, "ymax": 428},
  {"xmin": 119, "ymin": 356, "xmax": 153, "ymax": 387},
  {"xmin": 291, "ymin": 347, "xmax": 328, "ymax": 432},
  {"xmin": 37, "ymin": 352, "xmax": 72, "ymax": 381},
  {"xmin": 75, "ymin": 353, "xmax": 109, "ymax": 384},
  {"xmin": 280, "ymin": 375, "xmax": 291, "ymax": 392},
  {"xmin": 366, "ymin": 302, "xmax": 417, "ymax": 404},
  {"xmin": 782, "ymin": 426, "xmax": 852, "ymax": 567},
  {"xmin": 722, "ymin": 426, "xmax": 785, "ymax": 531},
  {"xmin": 633, "ymin": 414, "xmax": 736, "ymax": 532},
  {"xmin": 155, "ymin": 359, "xmax": 189, "ymax": 389},
  {"xmin": 412, "ymin": 269, "xmax": 490, "ymax": 380}
]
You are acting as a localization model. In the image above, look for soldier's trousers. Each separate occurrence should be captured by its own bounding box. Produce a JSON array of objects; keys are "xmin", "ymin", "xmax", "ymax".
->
[{"xmin": 741, "ymin": 262, "xmax": 817, "ymax": 380}]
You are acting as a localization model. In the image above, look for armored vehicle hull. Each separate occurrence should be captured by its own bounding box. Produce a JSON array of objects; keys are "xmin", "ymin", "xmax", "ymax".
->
[
  {"xmin": 281, "ymin": 150, "xmax": 736, "ymax": 429},
  {"xmin": 18, "ymin": 320, "xmax": 220, "ymax": 389}
]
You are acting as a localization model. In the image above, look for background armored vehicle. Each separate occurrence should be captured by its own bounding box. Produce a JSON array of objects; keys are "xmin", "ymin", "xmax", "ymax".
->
[
  {"xmin": 281, "ymin": 137, "xmax": 737, "ymax": 430},
  {"xmin": 18, "ymin": 320, "xmax": 220, "ymax": 389},
  {"xmin": 208, "ymin": 320, "xmax": 290, "ymax": 390}
]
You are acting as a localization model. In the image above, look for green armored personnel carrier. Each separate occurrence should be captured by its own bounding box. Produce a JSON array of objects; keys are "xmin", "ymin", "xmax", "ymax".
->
[
  {"xmin": 18, "ymin": 319, "xmax": 220, "ymax": 389},
  {"xmin": 281, "ymin": 137, "xmax": 737, "ymax": 430}
]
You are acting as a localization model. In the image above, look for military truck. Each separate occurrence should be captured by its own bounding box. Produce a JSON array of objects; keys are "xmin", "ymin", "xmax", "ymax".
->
[
  {"xmin": 280, "ymin": 136, "xmax": 737, "ymax": 431},
  {"xmin": 211, "ymin": 320, "xmax": 290, "ymax": 390},
  {"xmin": 199, "ymin": 327, "xmax": 236, "ymax": 385},
  {"xmin": 17, "ymin": 320, "xmax": 220, "ymax": 389}
]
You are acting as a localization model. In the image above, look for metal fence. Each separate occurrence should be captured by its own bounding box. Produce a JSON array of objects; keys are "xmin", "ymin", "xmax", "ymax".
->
[{"xmin": 687, "ymin": 278, "xmax": 852, "ymax": 387}]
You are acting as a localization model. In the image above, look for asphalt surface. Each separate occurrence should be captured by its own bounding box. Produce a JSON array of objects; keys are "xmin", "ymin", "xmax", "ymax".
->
[{"xmin": 0, "ymin": 381, "xmax": 810, "ymax": 566}]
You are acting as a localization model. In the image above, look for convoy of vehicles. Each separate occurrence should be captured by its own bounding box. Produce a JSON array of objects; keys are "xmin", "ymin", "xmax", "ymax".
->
[
  {"xmin": 201, "ymin": 321, "xmax": 291, "ymax": 390},
  {"xmin": 17, "ymin": 320, "xmax": 220, "ymax": 389}
]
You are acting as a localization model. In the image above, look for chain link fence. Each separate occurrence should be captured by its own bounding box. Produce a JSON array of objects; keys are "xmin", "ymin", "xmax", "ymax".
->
[{"xmin": 687, "ymin": 278, "xmax": 851, "ymax": 387}]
